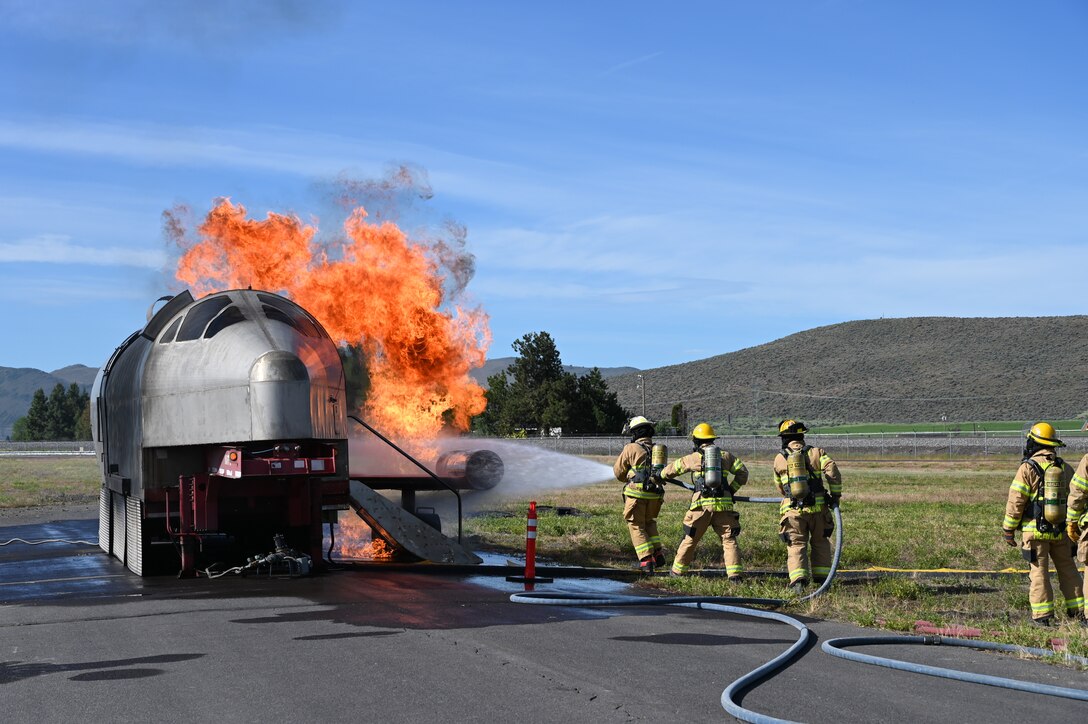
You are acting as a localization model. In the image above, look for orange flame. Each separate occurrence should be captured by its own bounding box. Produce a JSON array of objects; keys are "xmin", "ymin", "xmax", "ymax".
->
[
  {"xmin": 168, "ymin": 191, "xmax": 489, "ymax": 441},
  {"xmin": 332, "ymin": 513, "xmax": 395, "ymax": 560}
]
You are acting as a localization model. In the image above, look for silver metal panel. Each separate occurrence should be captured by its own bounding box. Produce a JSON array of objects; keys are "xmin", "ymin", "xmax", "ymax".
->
[
  {"xmin": 93, "ymin": 333, "xmax": 149, "ymax": 495},
  {"xmin": 94, "ymin": 288, "xmax": 347, "ymax": 503},
  {"xmin": 140, "ymin": 289, "xmax": 346, "ymax": 448},
  {"xmin": 250, "ymin": 350, "xmax": 314, "ymax": 439},
  {"xmin": 125, "ymin": 497, "xmax": 143, "ymax": 576},
  {"xmin": 98, "ymin": 488, "xmax": 110, "ymax": 555}
]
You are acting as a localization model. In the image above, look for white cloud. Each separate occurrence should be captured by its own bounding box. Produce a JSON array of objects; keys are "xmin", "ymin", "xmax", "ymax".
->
[
  {"xmin": 0, "ymin": 234, "xmax": 167, "ymax": 268},
  {"xmin": 0, "ymin": 119, "xmax": 363, "ymax": 177},
  {"xmin": 0, "ymin": 275, "xmax": 153, "ymax": 304},
  {"xmin": 598, "ymin": 51, "xmax": 664, "ymax": 78}
]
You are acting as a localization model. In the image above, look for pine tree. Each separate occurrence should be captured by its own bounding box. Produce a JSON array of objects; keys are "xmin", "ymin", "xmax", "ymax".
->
[
  {"xmin": 474, "ymin": 332, "xmax": 631, "ymax": 436},
  {"xmin": 21, "ymin": 388, "xmax": 49, "ymax": 440},
  {"xmin": 74, "ymin": 401, "xmax": 93, "ymax": 440}
]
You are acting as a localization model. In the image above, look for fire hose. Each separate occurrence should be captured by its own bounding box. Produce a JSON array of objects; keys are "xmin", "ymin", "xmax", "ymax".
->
[
  {"xmin": 512, "ymin": 500, "xmax": 843, "ymax": 723},
  {"xmin": 511, "ymin": 499, "xmax": 1088, "ymax": 722}
]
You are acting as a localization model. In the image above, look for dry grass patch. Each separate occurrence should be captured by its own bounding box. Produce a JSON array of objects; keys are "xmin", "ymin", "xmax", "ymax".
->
[{"xmin": 0, "ymin": 457, "xmax": 100, "ymax": 507}]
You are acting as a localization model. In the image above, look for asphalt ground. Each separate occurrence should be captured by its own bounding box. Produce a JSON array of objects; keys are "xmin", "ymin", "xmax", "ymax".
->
[{"xmin": 1, "ymin": 511, "xmax": 1086, "ymax": 723}]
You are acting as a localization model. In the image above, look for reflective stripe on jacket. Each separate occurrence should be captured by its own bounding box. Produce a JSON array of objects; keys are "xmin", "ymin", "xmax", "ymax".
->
[
  {"xmin": 772, "ymin": 441, "xmax": 842, "ymax": 516},
  {"xmin": 613, "ymin": 438, "xmax": 663, "ymax": 500},
  {"xmin": 1003, "ymin": 450, "xmax": 1072, "ymax": 541},
  {"xmin": 1067, "ymin": 453, "xmax": 1088, "ymax": 527},
  {"xmin": 662, "ymin": 445, "xmax": 747, "ymax": 511}
]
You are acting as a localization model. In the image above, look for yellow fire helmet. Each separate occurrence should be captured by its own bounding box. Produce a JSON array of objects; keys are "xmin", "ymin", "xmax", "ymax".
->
[
  {"xmin": 778, "ymin": 419, "xmax": 809, "ymax": 436},
  {"xmin": 692, "ymin": 422, "xmax": 718, "ymax": 440},
  {"xmin": 1027, "ymin": 421, "xmax": 1065, "ymax": 447}
]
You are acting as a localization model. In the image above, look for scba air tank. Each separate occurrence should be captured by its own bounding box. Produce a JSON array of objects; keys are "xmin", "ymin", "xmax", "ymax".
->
[
  {"xmin": 702, "ymin": 445, "xmax": 722, "ymax": 489},
  {"xmin": 651, "ymin": 443, "xmax": 668, "ymax": 477},
  {"xmin": 786, "ymin": 449, "xmax": 810, "ymax": 499},
  {"xmin": 1043, "ymin": 463, "xmax": 1066, "ymax": 525}
]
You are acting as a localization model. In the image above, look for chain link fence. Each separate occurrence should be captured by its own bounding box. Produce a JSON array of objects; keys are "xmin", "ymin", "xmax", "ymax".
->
[
  {"xmin": 6, "ymin": 432, "xmax": 1088, "ymax": 462},
  {"xmin": 0, "ymin": 441, "xmax": 95, "ymax": 456},
  {"xmin": 482, "ymin": 431, "xmax": 1088, "ymax": 462}
]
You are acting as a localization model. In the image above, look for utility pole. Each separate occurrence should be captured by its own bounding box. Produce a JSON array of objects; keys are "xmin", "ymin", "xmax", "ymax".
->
[{"xmin": 636, "ymin": 374, "xmax": 646, "ymax": 416}]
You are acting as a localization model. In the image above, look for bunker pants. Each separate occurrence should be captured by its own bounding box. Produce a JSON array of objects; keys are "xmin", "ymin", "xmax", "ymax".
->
[
  {"xmin": 780, "ymin": 509, "xmax": 833, "ymax": 584},
  {"xmin": 1023, "ymin": 535, "xmax": 1083, "ymax": 620},
  {"xmin": 671, "ymin": 508, "xmax": 742, "ymax": 577},
  {"xmin": 623, "ymin": 495, "xmax": 663, "ymax": 561}
]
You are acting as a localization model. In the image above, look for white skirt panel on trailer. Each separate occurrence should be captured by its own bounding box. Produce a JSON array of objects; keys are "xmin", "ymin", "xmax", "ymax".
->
[
  {"xmin": 98, "ymin": 488, "xmax": 110, "ymax": 555},
  {"xmin": 110, "ymin": 493, "xmax": 126, "ymax": 565},
  {"xmin": 125, "ymin": 497, "xmax": 143, "ymax": 576}
]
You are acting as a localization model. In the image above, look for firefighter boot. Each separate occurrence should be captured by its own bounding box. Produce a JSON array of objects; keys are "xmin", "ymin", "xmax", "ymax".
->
[
  {"xmin": 638, "ymin": 556, "xmax": 656, "ymax": 574},
  {"xmin": 1031, "ymin": 616, "xmax": 1054, "ymax": 628},
  {"xmin": 653, "ymin": 549, "xmax": 667, "ymax": 568}
]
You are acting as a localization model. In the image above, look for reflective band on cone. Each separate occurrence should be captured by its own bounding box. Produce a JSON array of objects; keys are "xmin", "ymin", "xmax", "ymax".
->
[
  {"xmin": 505, "ymin": 499, "xmax": 553, "ymax": 588},
  {"xmin": 525, "ymin": 501, "xmax": 537, "ymax": 587}
]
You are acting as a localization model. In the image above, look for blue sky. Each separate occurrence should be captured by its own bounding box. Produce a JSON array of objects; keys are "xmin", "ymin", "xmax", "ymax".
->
[{"xmin": 1, "ymin": 1, "xmax": 1085, "ymax": 373}]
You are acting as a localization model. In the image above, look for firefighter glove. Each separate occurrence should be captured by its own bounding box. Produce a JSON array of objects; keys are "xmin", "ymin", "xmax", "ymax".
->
[
  {"xmin": 1002, "ymin": 529, "xmax": 1016, "ymax": 547},
  {"xmin": 827, "ymin": 493, "xmax": 840, "ymax": 509},
  {"xmin": 1068, "ymin": 520, "xmax": 1081, "ymax": 542}
]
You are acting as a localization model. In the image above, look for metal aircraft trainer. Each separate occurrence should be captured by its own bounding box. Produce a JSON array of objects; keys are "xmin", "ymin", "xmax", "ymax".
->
[{"xmin": 91, "ymin": 288, "xmax": 500, "ymax": 577}]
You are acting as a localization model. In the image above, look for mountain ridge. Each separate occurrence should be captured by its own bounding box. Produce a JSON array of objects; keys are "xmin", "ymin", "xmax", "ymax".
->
[
  {"xmin": 5, "ymin": 315, "xmax": 1086, "ymax": 438},
  {"xmin": 0, "ymin": 364, "xmax": 99, "ymax": 438},
  {"xmin": 604, "ymin": 316, "xmax": 1088, "ymax": 431}
]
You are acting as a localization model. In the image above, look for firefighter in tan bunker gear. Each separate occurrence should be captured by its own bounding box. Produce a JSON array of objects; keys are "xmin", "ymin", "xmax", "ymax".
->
[
  {"xmin": 772, "ymin": 420, "xmax": 842, "ymax": 590},
  {"xmin": 613, "ymin": 416, "xmax": 666, "ymax": 572},
  {"xmin": 660, "ymin": 423, "xmax": 748, "ymax": 579},
  {"xmin": 1002, "ymin": 422, "xmax": 1083, "ymax": 626},
  {"xmin": 1066, "ymin": 450, "xmax": 1088, "ymax": 626}
]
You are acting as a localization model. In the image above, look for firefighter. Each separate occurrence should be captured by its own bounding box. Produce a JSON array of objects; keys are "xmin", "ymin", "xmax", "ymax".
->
[
  {"xmin": 1002, "ymin": 422, "xmax": 1083, "ymax": 626},
  {"xmin": 772, "ymin": 419, "xmax": 842, "ymax": 590},
  {"xmin": 661, "ymin": 423, "xmax": 748, "ymax": 579},
  {"xmin": 613, "ymin": 415, "xmax": 666, "ymax": 573},
  {"xmin": 1066, "ymin": 450, "xmax": 1088, "ymax": 625}
]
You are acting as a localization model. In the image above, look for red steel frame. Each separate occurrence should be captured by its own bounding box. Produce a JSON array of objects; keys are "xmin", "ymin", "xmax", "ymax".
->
[{"xmin": 165, "ymin": 446, "xmax": 345, "ymax": 577}]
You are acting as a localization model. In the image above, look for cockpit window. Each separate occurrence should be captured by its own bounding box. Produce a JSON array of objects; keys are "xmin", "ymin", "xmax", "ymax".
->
[
  {"xmin": 258, "ymin": 293, "xmax": 324, "ymax": 338},
  {"xmin": 159, "ymin": 317, "xmax": 182, "ymax": 344},
  {"xmin": 177, "ymin": 297, "xmax": 232, "ymax": 341},
  {"xmin": 204, "ymin": 305, "xmax": 245, "ymax": 338}
]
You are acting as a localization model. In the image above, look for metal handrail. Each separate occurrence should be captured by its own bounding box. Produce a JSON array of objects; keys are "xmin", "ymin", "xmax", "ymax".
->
[{"xmin": 347, "ymin": 414, "xmax": 463, "ymax": 542}]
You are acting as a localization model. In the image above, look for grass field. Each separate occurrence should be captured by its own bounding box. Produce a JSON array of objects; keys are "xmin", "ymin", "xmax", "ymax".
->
[
  {"xmin": 810, "ymin": 419, "xmax": 1086, "ymax": 435},
  {"xmin": 0, "ymin": 457, "xmax": 100, "ymax": 507},
  {"xmin": 4, "ymin": 454, "xmax": 1086, "ymax": 662},
  {"xmin": 464, "ymin": 455, "xmax": 1088, "ymax": 662}
]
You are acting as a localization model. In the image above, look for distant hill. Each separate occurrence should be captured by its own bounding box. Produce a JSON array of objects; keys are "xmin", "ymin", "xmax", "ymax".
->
[
  {"xmin": 0, "ymin": 365, "xmax": 99, "ymax": 439},
  {"xmin": 469, "ymin": 357, "xmax": 639, "ymax": 389},
  {"xmin": 606, "ymin": 316, "xmax": 1088, "ymax": 432},
  {"xmin": 14, "ymin": 316, "xmax": 1088, "ymax": 439}
]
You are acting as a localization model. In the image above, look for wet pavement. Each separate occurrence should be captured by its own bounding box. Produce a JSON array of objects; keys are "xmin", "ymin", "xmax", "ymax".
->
[{"xmin": 2, "ymin": 514, "xmax": 1087, "ymax": 723}]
